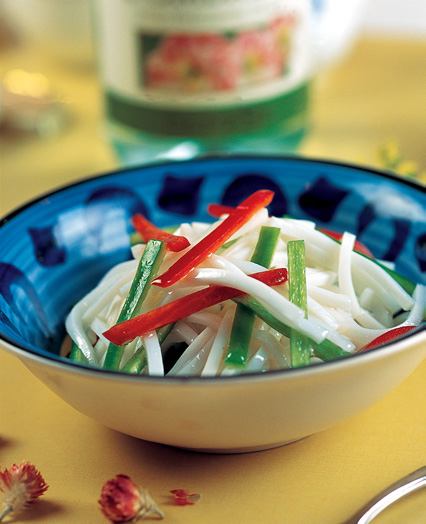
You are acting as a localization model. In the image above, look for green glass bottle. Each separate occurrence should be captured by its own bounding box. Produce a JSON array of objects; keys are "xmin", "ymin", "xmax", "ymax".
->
[{"xmin": 93, "ymin": 0, "xmax": 313, "ymax": 165}]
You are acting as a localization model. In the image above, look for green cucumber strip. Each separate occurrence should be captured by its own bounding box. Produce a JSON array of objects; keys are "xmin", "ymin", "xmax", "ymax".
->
[
  {"xmin": 103, "ymin": 239, "xmax": 166, "ymax": 370},
  {"xmin": 250, "ymin": 226, "xmax": 281, "ymax": 268},
  {"xmin": 69, "ymin": 341, "xmax": 89, "ymax": 364},
  {"xmin": 287, "ymin": 240, "xmax": 310, "ymax": 367},
  {"xmin": 288, "ymin": 240, "xmax": 308, "ymax": 312},
  {"xmin": 225, "ymin": 226, "xmax": 281, "ymax": 367},
  {"xmin": 233, "ymin": 296, "xmax": 352, "ymax": 361},
  {"xmin": 121, "ymin": 323, "xmax": 174, "ymax": 374},
  {"xmin": 121, "ymin": 347, "xmax": 147, "ymax": 374},
  {"xmin": 224, "ymin": 305, "xmax": 256, "ymax": 367}
]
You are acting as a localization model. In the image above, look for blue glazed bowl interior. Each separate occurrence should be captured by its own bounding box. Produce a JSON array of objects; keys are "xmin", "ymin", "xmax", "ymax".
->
[{"xmin": 0, "ymin": 156, "xmax": 424, "ymax": 365}]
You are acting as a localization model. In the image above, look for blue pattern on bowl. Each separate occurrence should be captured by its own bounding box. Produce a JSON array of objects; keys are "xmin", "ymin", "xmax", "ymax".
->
[{"xmin": 0, "ymin": 156, "xmax": 424, "ymax": 364}]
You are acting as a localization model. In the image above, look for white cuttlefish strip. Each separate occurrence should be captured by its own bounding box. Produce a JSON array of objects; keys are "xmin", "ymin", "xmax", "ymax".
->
[
  {"xmin": 307, "ymin": 286, "xmax": 352, "ymax": 311},
  {"xmin": 143, "ymin": 331, "xmax": 164, "ymax": 376},
  {"xmin": 338, "ymin": 232, "xmax": 385, "ymax": 329},
  {"xmin": 202, "ymin": 307, "xmax": 235, "ymax": 376},
  {"xmin": 168, "ymin": 327, "xmax": 215, "ymax": 376},
  {"xmin": 189, "ymin": 255, "xmax": 329, "ymax": 343},
  {"xmin": 339, "ymin": 284, "xmax": 424, "ymax": 347},
  {"xmin": 81, "ymin": 271, "xmax": 130, "ymax": 325},
  {"xmin": 170, "ymin": 321, "xmax": 199, "ymax": 345},
  {"xmin": 175, "ymin": 336, "xmax": 215, "ymax": 376},
  {"xmin": 352, "ymin": 250, "xmax": 414, "ymax": 311},
  {"xmin": 65, "ymin": 275, "xmax": 125, "ymax": 364},
  {"xmin": 186, "ymin": 311, "xmax": 223, "ymax": 331}
]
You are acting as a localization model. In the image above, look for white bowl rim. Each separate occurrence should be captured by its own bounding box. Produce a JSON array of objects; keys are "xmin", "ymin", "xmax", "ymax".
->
[{"xmin": 1, "ymin": 324, "xmax": 424, "ymax": 386}]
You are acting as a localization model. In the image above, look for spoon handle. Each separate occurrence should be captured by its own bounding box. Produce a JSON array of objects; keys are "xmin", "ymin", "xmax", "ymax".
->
[{"xmin": 342, "ymin": 466, "xmax": 426, "ymax": 524}]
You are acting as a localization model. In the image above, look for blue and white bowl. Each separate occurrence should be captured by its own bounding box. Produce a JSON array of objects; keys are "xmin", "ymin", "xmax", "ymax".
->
[{"xmin": 0, "ymin": 156, "xmax": 424, "ymax": 452}]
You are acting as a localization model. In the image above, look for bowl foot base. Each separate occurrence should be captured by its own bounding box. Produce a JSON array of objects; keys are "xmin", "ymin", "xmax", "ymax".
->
[{"xmin": 176, "ymin": 436, "xmax": 308, "ymax": 454}]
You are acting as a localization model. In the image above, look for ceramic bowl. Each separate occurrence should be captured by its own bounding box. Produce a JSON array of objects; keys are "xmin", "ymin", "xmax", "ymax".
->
[{"xmin": 0, "ymin": 156, "xmax": 424, "ymax": 453}]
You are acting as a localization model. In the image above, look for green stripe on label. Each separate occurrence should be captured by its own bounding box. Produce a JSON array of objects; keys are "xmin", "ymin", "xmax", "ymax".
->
[{"xmin": 105, "ymin": 83, "xmax": 310, "ymax": 137}]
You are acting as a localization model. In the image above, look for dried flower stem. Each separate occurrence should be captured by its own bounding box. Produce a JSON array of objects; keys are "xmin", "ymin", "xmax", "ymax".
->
[{"xmin": 0, "ymin": 506, "xmax": 13, "ymax": 522}]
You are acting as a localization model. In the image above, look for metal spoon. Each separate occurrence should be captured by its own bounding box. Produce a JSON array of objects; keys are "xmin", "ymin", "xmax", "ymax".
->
[{"xmin": 341, "ymin": 466, "xmax": 426, "ymax": 524}]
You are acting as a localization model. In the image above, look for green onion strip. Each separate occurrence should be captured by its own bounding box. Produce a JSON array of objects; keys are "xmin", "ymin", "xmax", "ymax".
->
[
  {"xmin": 224, "ymin": 226, "xmax": 281, "ymax": 368},
  {"xmin": 233, "ymin": 296, "xmax": 351, "ymax": 361},
  {"xmin": 287, "ymin": 240, "xmax": 310, "ymax": 367},
  {"xmin": 103, "ymin": 239, "xmax": 166, "ymax": 371}
]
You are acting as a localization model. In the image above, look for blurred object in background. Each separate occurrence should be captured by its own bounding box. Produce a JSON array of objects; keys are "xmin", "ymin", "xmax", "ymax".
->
[
  {"xmin": 1, "ymin": 0, "xmax": 94, "ymax": 66},
  {"xmin": 377, "ymin": 138, "xmax": 426, "ymax": 182},
  {"xmin": 0, "ymin": 0, "xmax": 91, "ymax": 138},
  {"xmin": 361, "ymin": 0, "xmax": 426, "ymax": 37},
  {"xmin": 310, "ymin": 0, "xmax": 369, "ymax": 67},
  {"xmin": 0, "ymin": 9, "xmax": 19, "ymax": 51},
  {"xmin": 92, "ymin": 0, "xmax": 369, "ymax": 166},
  {"xmin": 0, "ymin": 68, "xmax": 68, "ymax": 137},
  {"xmin": 0, "ymin": 0, "xmax": 422, "ymax": 173}
]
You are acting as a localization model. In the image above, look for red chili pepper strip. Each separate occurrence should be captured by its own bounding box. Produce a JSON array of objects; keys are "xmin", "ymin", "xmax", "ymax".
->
[
  {"xmin": 131, "ymin": 213, "xmax": 190, "ymax": 252},
  {"xmin": 358, "ymin": 325, "xmax": 418, "ymax": 352},
  {"xmin": 104, "ymin": 267, "xmax": 288, "ymax": 346},
  {"xmin": 318, "ymin": 227, "xmax": 374, "ymax": 258},
  {"xmin": 207, "ymin": 203, "xmax": 235, "ymax": 217},
  {"xmin": 153, "ymin": 190, "xmax": 274, "ymax": 287}
]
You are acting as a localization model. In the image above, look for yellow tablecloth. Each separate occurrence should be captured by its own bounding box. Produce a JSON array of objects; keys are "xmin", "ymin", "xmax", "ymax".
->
[{"xmin": 1, "ymin": 36, "xmax": 425, "ymax": 523}]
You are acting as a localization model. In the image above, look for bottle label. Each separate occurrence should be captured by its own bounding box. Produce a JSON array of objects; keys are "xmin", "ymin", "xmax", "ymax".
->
[{"xmin": 95, "ymin": 0, "xmax": 312, "ymax": 136}]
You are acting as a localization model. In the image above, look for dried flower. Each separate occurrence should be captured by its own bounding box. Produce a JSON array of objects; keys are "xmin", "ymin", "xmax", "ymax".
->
[
  {"xmin": 0, "ymin": 462, "xmax": 48, "ymax": 521},
  {"xmin": 99, "ymin": 474, "xmax": 164, "ymax": 523},
  {"xmin": 170, "ymin": 489, "xmax": 201, "ymax": 506}
]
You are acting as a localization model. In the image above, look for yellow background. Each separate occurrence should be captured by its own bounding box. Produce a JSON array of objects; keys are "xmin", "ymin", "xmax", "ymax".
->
[{"xmin": 1, "ymin": 35, "xmax": 425, "ymax": 523}]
